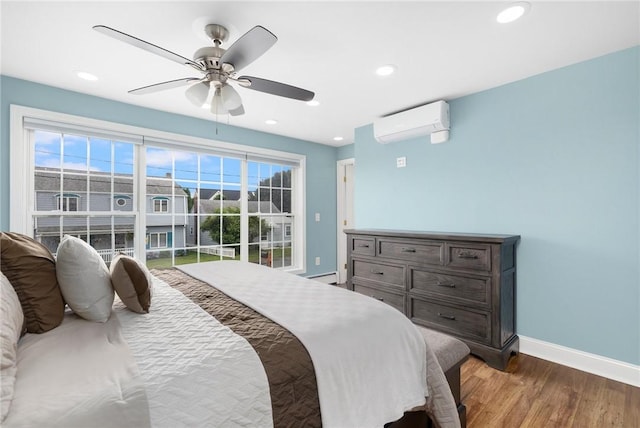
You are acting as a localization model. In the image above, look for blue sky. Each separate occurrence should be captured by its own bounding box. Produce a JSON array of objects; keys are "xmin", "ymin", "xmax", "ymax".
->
[{"xmin": 34, "ymin": 130, "xmax": 291, "ymax": 192}]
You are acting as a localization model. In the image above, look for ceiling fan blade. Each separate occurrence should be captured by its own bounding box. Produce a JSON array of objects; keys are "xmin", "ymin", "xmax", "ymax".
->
[
  {"xmin": 238, "ymin": 76, "xmax": 315, "ymax": 101},
  {"xmin": 229, "ymin": 105, "xmax": 245, "ymax": 116},
  {"xmin": 220, "ymin": 26, "xmax": 277, "ymax": 72},
  {"xmin": 93, "ymin": 25, "xmax": 203, "ymax": 70},
  {"xmin": 129, "ymin": 77, "xmax": 202, "ymax": 95}
]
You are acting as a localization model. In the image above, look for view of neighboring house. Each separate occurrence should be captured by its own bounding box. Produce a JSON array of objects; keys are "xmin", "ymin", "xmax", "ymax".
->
[
  {"xmin": 188, "ymin": 189, "xmax": 292, "ymax": 249},
  {"xmin": 33, "ymin": 167, "xmax": 188, "ymax": 258}
]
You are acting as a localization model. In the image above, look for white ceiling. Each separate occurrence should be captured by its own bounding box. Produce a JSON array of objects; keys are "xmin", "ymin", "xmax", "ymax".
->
[{"xmin": 1, "ymin": 1, "xmax": 639, "ymax": 146}]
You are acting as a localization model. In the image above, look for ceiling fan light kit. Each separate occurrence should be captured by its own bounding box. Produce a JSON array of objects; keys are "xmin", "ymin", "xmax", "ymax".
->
[
  {"xmin": 93, "ymin": 23, "xmax": 315, "ymax": 117},
  {"xmin": 185, "ymin": 81, "xmax": 210, "ymax": 107}
]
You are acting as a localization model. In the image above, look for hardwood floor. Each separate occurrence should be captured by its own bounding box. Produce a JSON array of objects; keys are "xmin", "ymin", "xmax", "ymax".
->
[{"xmin": 461, "ymin": 354, "xmax": 639, "ymax": 427}]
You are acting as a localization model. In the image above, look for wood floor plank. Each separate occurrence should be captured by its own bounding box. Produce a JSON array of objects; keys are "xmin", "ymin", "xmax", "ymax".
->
[
  {"xmin": 461, "ymin": 354, "xmax": 639, "ymax": 428},
  {"xmin": 623, "ymin": 383, "xmax": 640, "ymax": 427}
]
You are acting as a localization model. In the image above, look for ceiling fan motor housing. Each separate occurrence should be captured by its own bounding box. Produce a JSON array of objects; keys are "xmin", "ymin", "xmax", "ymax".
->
[{"xmin": 193, "ymin": 46, "xmax": 225, "ymax": 70}]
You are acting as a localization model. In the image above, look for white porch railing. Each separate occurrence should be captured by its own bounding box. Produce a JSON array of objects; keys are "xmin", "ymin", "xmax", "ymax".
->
[{"xmin": 95, "ymin": 247, "xmax": 135, "ymax": 263}]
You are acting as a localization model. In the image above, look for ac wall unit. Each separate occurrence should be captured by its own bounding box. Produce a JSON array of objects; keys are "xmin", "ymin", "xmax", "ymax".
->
[{"xmin": 373, "ymin": 100, "xmax": 450, "ymax": 144}]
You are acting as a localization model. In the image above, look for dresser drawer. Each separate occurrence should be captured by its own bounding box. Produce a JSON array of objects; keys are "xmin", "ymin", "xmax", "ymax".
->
[
  {"xmin": 352, "ymin": 259, "xmax": 404, "ymax": 288},
  {"xmin": 445, "ymin": 243, "xmax": 491, "ymax": 272},
  {"xmin": 410, "ymin": 269, "xmax": 490, "ymax": 306},
  {"xmin": 351, "ymin": 237, "xmax": 375, "ymax": 256},
  {"xmin": 378, "ymin": 239, "xmax": 443, "ymax": 265},
  {"xmin": 410, "ymin": 298, "xmax": 491, "ymax": 344},
  {"xmin": 353, "ymin": 283, "xmax": 405, "ymax": 313}
]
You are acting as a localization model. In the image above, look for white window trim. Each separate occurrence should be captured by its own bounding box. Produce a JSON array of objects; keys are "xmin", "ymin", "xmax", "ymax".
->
[
  {"xmin": 10, "ymin": 105, "xmax": 307, "ymax": 273},
  {"xmin": 55, "ymin": 193, "xmax": 80, "ymax": 211},
  {"xmin": 152, "ymin": 197, "xmax": 169, "ymax": 213},
  {"xmin": 148, "ymin": 232, "xmax": 168, "ymax": 249}
]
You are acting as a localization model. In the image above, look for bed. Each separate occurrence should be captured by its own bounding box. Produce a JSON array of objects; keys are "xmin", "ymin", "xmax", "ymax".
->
[{"xmin": 0, "ymin": 233, "xmax": 461, "ymax": 428}]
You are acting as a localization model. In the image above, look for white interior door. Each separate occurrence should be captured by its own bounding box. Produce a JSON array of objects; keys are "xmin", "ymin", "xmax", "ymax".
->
[{"xmin": 336, "ymin": 158, "xmax": 355, "ymax": 283}]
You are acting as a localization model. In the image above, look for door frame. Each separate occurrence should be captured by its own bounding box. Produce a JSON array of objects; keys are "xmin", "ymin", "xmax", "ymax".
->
[{"xmin": 336, "ymin": 158, "xmax": 355, "ymax": 284}]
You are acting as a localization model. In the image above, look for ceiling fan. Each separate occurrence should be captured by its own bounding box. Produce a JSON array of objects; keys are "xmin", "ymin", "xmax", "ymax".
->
[{"xmin": 93, "ymin": 23, "xmax": 315, "ymax": 116}]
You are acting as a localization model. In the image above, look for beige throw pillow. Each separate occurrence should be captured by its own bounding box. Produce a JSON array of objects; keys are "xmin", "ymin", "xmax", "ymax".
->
[
  {"xmin": 55, "ymin": 235, "xmax": 114, "ymax": 322},
  {"xmin": 0, "ymin": 232, "xmax": 64, "ymax": 333},
  {"xmin": 110, "ymin": 254, "xmax": 152, "ymax": 314},
  {"xmin": 0, "ymin": 272, "xmax": 24, "ymax": 421}
]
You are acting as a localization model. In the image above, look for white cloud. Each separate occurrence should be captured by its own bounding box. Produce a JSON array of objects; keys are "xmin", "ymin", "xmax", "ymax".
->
[{"xmin": 146, "ymin": 149, "xmax": 196, "ymax": 167}]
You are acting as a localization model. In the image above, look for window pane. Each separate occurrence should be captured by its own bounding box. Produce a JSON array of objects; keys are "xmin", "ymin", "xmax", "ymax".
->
[
  {"xmin": 200, "ymin": 155, "xmax": 221, "ymax": 182},
  {"xmin": 67, "ymin": 197, "xmax": 78, "ymax": 211},
  {"xmin": 114, "ymin": 142, "xmax": 134, "ymax": 175},
  {"xmin": 271, "ymin": 165, "xmax": 282, "ymax": 187},
  {"xmin": 32, "ymin": 130, "xmax": 137, "ymax": 266},
  {"xmin": 63, "ymin": 134, "xmax": 88, "ymax": 172},
  {"xmin": 247, "ymin": 161, "xmax": 295, "ymax": 269},
  {"xmin": 174, "ymin": 150, "xmax": 197, "ymax": 181},
  {"xmin": 34, "ymin": 131, "xmax": 61, "ymax": 168},
  {"xmin": 223, "ymin": 157, "xmax": 241, "ymax": 184},
  {"xmin": 90, "ymin": 138, "xmax": 112, "ymax": 173},
  {"xmin": 146, "ymin": 147, "xmax": 172, "ymax": 178}
]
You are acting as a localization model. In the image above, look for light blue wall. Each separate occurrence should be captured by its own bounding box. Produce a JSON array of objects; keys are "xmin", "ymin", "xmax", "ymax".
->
[
  {"xmin": 354, "ymin": 47, "xmax": 639, "ymax": 365},
  {"xmin": 0, "ymin": 76, "xmax": 338, "ymax": 276},
  {"xmin": 337, "ymin": 143, "xmax": 355, "ymax": 160}
]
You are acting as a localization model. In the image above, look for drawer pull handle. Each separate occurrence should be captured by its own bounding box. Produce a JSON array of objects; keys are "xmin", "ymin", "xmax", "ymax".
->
[
  {"xmin": 358, "ymin": 244, "xmax": 370, "ymax": 248},
  {"xmin": 458, "ymin": 251, "xmax": 478, "ymax": 259},
  {"xmin": 401, "ymin": 248, "xmax": 416, "ymax": 253},
  {"xmin": 370, "ymin": 270, "xmax": 384, "ymax": 275},
  {"xmin": 436, "ymin": 282, "xmax": 456, "ymax": 288},
  {"xmin": 372, "ymin": 296, "xmax": 384, "ymax": 302},
  {"xmin": 437, "ymin": 313, "xmax": 456, "ymax": 321}
]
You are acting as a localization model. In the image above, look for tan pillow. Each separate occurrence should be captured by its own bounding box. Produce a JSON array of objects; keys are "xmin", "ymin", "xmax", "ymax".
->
[
  {"xmin": 0, "ymin": 232, "xmax": 64, "ymax": 333},
  {"xmin": 0, "ymin": 272, "xmax": 23, "ymax": 422},
  {"xmin": 110, "ymin": 254, "xmax": 152, "ymax": 314}
]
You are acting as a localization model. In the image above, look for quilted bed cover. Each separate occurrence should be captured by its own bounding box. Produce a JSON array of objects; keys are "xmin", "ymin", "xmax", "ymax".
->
[
  {"xmin": 179, "ymin": 261, "xmax": 431, "ymax": 428},
  {"xmin": 5, "ymin": 272, "xmax": 273, "ymax": 428}
]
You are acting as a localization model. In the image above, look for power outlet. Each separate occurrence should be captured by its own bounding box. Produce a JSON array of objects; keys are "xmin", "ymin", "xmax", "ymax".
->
[
  {"xmin": 396, "ymin": 156, "xmax": 406, "ymax": 168},
  {"xmin": 315, "ymin": 257, "xmax": 320, "ymax": 266}
]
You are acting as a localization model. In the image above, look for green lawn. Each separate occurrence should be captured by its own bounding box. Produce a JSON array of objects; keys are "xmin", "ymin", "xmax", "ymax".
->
[
  {"xmin": 146, "ymin": 247, "xmax": 291, "ymax": 269},
  {"xmin": 145, "ymin": 250, "xmax": 236, "ymax": 269}
]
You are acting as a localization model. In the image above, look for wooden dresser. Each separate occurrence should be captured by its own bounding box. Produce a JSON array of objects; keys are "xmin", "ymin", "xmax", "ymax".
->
[{"xmin": 345, "ymin": 229, "xmax": 520, "ymax": 370}]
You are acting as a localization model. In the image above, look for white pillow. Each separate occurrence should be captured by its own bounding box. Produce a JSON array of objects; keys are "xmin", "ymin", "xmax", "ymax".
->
[
  {"xmin": 0, "ymin": 272, "xmax": 24, "ymax": 421},
  {"xmin": 55, "ymin": 236, "xmax": 114, "ymax": 322}
]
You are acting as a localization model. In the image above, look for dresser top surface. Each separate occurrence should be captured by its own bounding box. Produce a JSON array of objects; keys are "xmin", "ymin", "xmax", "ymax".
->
[{"xmin": 344, "ymin": 229, "xmax": 520, "ymax": 244}]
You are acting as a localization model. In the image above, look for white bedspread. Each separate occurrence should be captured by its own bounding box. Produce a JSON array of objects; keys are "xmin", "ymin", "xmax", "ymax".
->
[
  {"xmin": 113, "ymin": 275, "xmax": 273, "ymax": 428},
  {"xmin": 5, "ymin": 311, "xmax": 150, "ymax": 428},
  {"xmin": 179, "ymin": 260, "xmax": 429, "ymax": 428},
  {"xmin": 6, "ymin": 277, "xmax": 273, "ymax": 428}
]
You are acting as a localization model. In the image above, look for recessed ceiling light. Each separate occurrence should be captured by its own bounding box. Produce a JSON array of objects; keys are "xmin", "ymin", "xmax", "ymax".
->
[
  {"xmin": 265, "ymin": 119, "xmax": 278, "ymax": 125},
  {"xmin": 333, "ymin": 136, "xmax": 344, "ymax": 142},
  {"xmin": 496, "ymin": 2, "xmax": 531, "ymax": 24},
  {"xmin": 376, "ymin": 65, "xmax": 396, "ymax": 77},
  {"xmin": 307, "ymin": 100, "xmax": 320, "ymax": 107},
  {"xmin": 76, "ymin": 71, "xmax": 98, "ymax": 81}
]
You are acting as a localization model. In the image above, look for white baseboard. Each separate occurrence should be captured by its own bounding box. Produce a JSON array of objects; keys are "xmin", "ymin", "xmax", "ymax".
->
[{"xmin": 519, "ymin": 336, "xmax": 640, "ymax": 387}]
